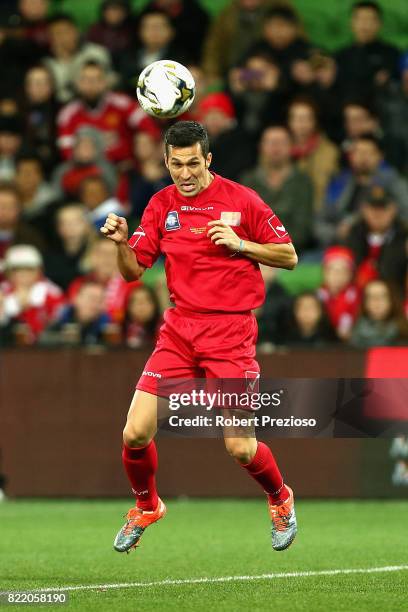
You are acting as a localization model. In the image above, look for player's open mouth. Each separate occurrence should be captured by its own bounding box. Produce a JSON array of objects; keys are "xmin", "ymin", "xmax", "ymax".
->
[{"xmin": 180, "ymin": 182, "xmax": 196, "ymax": 192}]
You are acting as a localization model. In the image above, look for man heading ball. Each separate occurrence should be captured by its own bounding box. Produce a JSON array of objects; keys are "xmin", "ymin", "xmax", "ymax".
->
[{"xmin": 101, "ymin": 121, "xmax": 298, "ymax": 553}]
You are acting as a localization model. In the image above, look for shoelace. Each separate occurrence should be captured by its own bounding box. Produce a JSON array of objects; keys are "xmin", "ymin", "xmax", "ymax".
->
[
  {"xmin": 271, "ymin": 503, "xmax": 291, "ymax": 532},
  {"xmin": 123, "ymin": 508, "xmax": 143, "ymax": 535}
]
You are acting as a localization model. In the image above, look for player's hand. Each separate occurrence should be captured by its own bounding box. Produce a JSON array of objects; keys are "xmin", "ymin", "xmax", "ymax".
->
[
  {"xmin": 100, "ymin": 213, "xmax": 129, "ymax": 244},
  {"xmin": 207, "ymin": 220, "xmax": 241, "ymax": 252}
]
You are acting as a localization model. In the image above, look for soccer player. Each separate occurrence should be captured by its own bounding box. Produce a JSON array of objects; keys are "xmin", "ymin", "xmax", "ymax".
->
[{"xmin": 101, "ymin": 121, "xmax": 298, "ymax": 553}]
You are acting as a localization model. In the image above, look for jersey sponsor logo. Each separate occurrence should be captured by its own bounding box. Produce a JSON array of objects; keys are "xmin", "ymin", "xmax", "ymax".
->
[
  {"xmin": 181, "ymin": 205, "xmax": 214, "ymax": 211},
  {"xmin": 130, "ymin": 226, "xmax": 146, "ymax": 247},
  {"xmin": 190, "ymin": 226, "xmax": 207, "ymax": 234},
  {"xmin": 142, "ymin": 370, "xmax": 162, "ymax": 378},
  {"xmin": 165, "ymin": 210, "xmax": 181, "ymax": 231},
  {"xmin": 268, "ymin": 215, "xmax": 288, "ymax": 238},
  {"xmin": 220, "ymin": 211, "xmax": 241, "ymax": 226},
  {"xmin": 245, "ymin": 370, "xmax": 260, "ymax": 393}
]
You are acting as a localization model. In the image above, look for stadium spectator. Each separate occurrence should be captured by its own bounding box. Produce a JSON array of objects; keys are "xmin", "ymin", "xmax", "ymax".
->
[
  {"xmin": 41, "ymin": 280, "xmax": 112, "ymax": 347},
  {"xmin": 43, "ymin": 13, "xmax": 113, "ymax": 103},
  {"xmin": 181, "ymin": 65, "xmax": 210, "ymax": 121},
  {"xmin": 198, "ymin": 93, "xmax": 256, "ymax": 182},
  {"xmin": 57, "ymin": 60, "xmax": 159, "ymax": 166},
  {"xmin": 291, "ymin": 50, "xmax": 343, "ymax": 142},
  {"xmin": 376, "ymin": 52, "xmax": 408, "ymax": 176},
  {"xmin": 246, "ymin": 6, "xmax": 310, "ymax": 87},
  {"xmin": 141, "ymin": 0, "xmax": 209, "ymax": 64},
  {"xmin": 228, "ymin": 51, "xmax": 287, "ymax": 136},
  {"xmin": 202, "ymin": 0, "xmax": 290, "ymax": 82},
  {"xmin": 124, "ymin": 284, "xmax": 161, "ymax": 348},
  {"xmin": 52, "ymin": 127, "xmax": 117, "ymax": 200},
  {"xmin": 0, "ymin": 115, "xmax": 23, "ymax": 181},
  {"xmin": 336, "ymin": 1, "xmax": 400, "ymax": 99},
  {"xmin": 0, "ymin": 244, "xmax": 64, "ymax": 343},
  {"xmin": 44, "ymin": 204, "xmax": 96, "ymax": 291},
  {"xmin": 341, "ymin": 99, "xmax": 406, "ymax": 174},
  {"xmin": 16, "ymin": 0, "xmax": 49, "ymax": 50},
  {"xmin": 350, "ymin": 280, "xmax": 408, "ymax": 348},
  {"xmin": 78, "ymin": 175, "xmax": 124, "ymax": 231},
  {"xmin": 118, "ymin": 9, "xmax": 187, "ymax": 92},
  {"xmin": 256, "ymin": 264, "xmax": 291, "ymax": 346},
  {"xmin": 288, "ymin": 97, "xmax": 339, "ymax": 210},
  {"xmin": 15, "ymin": 154, "xmax": 58, "ymax": 239},
  {"xmin": 285, "ymin": 292, "xmax": 337, "ymax": 347},
  {"xmin": 318, "ymin": 246, "xmax": 360, "ymax": 339},
  {"xmin": 0, "ymin": 183, "xmax": 44, "ymax": 278},
  {"xmin": 118, "ymin": 132, "xmax": 171, "ymax": 221},
  {"xmin": 22, "ymin": 65, "xmax": 59, "ymax": 176},
  {"xmin": 86, "ymin": 0, "xmax": 135, "ymax": 68},
  {"xmin": 0, "ymin": 12, "xmax": 43, "ymax": 98},
  {"xmin": 0, "ymin": 286, "xmax": 15, "ymax": 346},
  {"xmin": 240, "ymin": 125, "xmax": 314, "ymax": 252},
  {"xmin": 67, "ymin": 238, "xmax": 141, "ymax": 323},
  {"xmin": 344, "ymin": 185, "xmax": 407, "ymax": 292},
  {"xmin": 318, "ymin": 135, "xmax": 408, "ymax": 245}
]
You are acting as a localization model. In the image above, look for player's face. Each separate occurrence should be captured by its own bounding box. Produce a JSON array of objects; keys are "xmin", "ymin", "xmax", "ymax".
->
[{"xmin": 165, "ymin": 143, "xmax": 212, "ymax": 197}]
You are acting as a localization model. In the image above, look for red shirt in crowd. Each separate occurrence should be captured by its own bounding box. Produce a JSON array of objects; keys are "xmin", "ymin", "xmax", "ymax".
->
[
  {"xmin": 128, "ymin": 173, "xmax": 292, "ymax": 313},
  {"xmin": 1, "ymin": 278, "xmax": 65, "ymax": 341},
  {"xmin": 57, "ymin": 92, "xmax": 160, "ymax": 164},
  {"xmin": 318, "ymin": 284, "xmax": 361, "ymax": 337}
]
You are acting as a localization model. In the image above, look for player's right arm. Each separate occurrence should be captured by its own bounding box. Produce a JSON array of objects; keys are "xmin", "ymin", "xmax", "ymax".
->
[{"xmin": 100, "ymin": 213, "xmax": 146, "ymax": 281}]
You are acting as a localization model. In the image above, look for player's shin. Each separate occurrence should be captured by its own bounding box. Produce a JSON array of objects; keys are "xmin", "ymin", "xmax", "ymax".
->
[
  {"xmin": 122, "ymin": 441, "xmax": 159, "ymax": 511},
  {"xmin": 240, "ymin": 441, "xmax": 289, "ymax": 503}
]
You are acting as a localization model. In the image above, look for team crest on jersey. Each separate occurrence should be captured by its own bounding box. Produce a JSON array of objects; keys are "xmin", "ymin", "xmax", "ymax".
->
[
  {"xmin": 220, "ymin": 211, "xmax": 241, "ymax": 226},
  {"xmin": 268, "ymin": 215, "xmax": 288, "ymax": 238},
  {"xmin": 165, "ymin": 211, "xmax": 181, "ymax": 231}
]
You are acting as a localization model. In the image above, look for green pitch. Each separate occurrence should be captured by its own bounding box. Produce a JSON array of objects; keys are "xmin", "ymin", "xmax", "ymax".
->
[{"xmin": 1, "ymin": 499, "xmax": 407, "ymax": 611}]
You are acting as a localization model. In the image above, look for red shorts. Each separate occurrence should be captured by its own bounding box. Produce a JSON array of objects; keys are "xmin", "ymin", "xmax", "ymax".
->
[{"xmin": 136, "ymin": 307, "xmax": 260, "ymax": 395}]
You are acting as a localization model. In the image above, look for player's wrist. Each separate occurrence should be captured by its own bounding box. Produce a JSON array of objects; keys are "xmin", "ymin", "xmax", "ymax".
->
[{"xmin": 236, "ymin": 239, "xmax": 246, "ymax": 254}]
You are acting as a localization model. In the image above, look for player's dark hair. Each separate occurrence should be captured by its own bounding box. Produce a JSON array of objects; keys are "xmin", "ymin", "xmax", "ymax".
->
[
  {"xmin": 164, "ymin": 121, "xmax": 210, "ymax": 158},
  {"xmin": 351, "ymin": 1, "xmax": 383, "ymax": 18}
]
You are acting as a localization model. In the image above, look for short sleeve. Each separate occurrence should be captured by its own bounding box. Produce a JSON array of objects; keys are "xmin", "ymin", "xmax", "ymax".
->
[
  {"xmin": 245, "ymin": 191, "xmax": 292, "ymax": 245},
  {"xmin": 128, "ymin": 198, "xmax": 161, "ymax": 268}
]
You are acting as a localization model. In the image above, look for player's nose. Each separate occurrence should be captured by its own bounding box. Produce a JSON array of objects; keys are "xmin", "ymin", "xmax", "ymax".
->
[{"xmin": 180, "ymin": 166, "xmax": 191, "ymax": 179}]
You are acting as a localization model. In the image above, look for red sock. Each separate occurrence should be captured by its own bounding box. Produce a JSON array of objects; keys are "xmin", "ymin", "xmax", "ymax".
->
[
  {"xmin": 241, "ymin": 442, "xmax": 289, "ymax": 504},
  {"xmin": 122, "ymin": 441, "xmax": 159, "ymax": 511}
]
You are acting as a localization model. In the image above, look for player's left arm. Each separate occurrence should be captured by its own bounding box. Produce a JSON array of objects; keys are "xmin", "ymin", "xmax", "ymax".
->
[{"xmin": 207, "ymin": 220, "xmax": 298, "ymax": 270}]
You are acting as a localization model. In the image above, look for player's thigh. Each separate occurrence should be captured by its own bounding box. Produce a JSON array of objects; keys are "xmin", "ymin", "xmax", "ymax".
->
[{"xmin": 123, "ymin": 390, "xmax": 158, "ymax": 447}]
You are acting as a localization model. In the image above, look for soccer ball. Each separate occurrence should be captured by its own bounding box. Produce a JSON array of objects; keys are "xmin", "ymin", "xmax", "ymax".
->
[{"xmin": 137, "ymin": 60, "xmax": 195, "ymax": 119}]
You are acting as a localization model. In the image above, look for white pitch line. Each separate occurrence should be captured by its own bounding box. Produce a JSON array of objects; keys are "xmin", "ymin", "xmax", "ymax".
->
[{"xmin": 28, "ymin": 565, "xmax": 408, "ymax": 593}]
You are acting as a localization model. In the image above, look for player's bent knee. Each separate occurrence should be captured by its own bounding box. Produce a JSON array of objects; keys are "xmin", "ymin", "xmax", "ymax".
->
[
  {"xmin": 123, "ymin": 423, "xmax": 153, "ymax": 448},
  {"xmin": 224, "ymin": 439, "xmax": 254, "ymax": 465}
]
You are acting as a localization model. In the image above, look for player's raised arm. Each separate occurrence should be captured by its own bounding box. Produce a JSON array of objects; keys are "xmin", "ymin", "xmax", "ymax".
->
[
  {"xmin": 100, "ymin": 213, "xmax": 146, "ymax": 281},
  {"xmin": 207, "ymin": 220, "xmax": 298, "ymax": 270}
]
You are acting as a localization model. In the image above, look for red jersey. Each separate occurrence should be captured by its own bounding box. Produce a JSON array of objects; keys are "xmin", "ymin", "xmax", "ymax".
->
[
  {"xmin": 128, "ymin": 173, "xmax": 292, "ymax": 313},
  {"xmin": 57, "ymin": 92, "xmax": 160, "ymax": 164}
]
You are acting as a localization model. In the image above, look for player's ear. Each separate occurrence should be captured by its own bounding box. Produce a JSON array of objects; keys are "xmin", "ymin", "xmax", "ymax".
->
[{"xmin": 205, "ymin": 152, "xmax": 212, "ymax": 168}]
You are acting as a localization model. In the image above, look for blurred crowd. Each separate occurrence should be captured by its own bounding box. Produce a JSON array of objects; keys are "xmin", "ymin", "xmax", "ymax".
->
[{"xmin": 0, "ymin": 0, "xmax": 407, "ymax": 351}]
